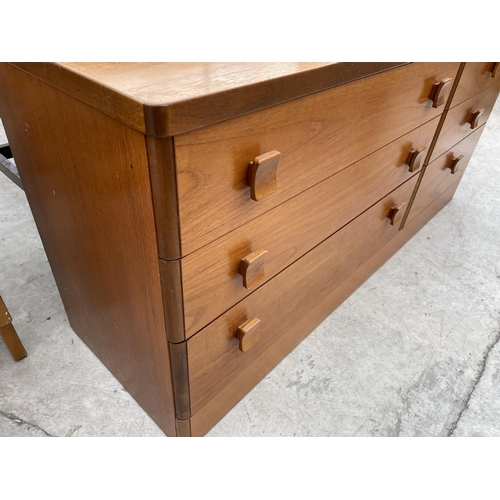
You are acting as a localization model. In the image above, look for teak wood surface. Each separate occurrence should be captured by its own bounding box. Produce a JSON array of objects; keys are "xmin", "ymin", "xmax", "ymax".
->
[
  {"xmin": 0, "ymin": 63, "xmax": 177, "ymax": 436},
  {"xmin": 180, "ymin": 118, "xmax": 439, "ymax": 338},
  {"xmin": 430, "ymin": 83, "xmax": 500, "ymax": 162},
  {"xmin": 406, "ymin": 126, "xmax": 485, "ymax": 226},
  {"xmin": 10, "ymin": 62, "xmax": 407, "ymax": 136},
  {"xmin": 187, "ymin": 176, "xmax": 418, "ymax": 420},
  {"xmin": 174, "ymin": 62, "xmax": 460, "ymax": 256},
  {"xmin": 450, "ymin": 62, "xmax": 500, "ymax": 109}
]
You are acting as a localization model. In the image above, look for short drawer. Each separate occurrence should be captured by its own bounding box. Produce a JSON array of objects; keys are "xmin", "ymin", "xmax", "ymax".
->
[
  {"xmin": 181, "ymin": 117, "xmax": 439, "ymax": 337},
  {"xmin": 406, "ymin": 125, "xmax": 486, "ymax": 226},
  {"xmin": 430, "ymin": 83, "xmax": 500, "ymax": 163},
  {"xmin": 186, "ymin": 174, "xmax": 419, "ymax": 434},
  {"xmin": 450, "ymin": 62, "xmax": 500, "ymax": 109},
  {"xmin": 174, "ymin": 62, "xmax": 460, "ymax": 255}
]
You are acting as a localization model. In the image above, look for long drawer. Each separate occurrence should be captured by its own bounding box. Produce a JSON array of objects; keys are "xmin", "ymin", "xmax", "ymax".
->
[
  {"xmin": 405, "ymin": 125, "xmax": 486, "ymax": 226},
  {"xmin": 174, "ymin": 62, "xmax": 459, "ymax": 256},
  {"xmin": 430, "ymin": 83, "xmax": 500, "ymax": 163},
  {"xmin": 450, "ymin": 62, "xmax": 499, "ymax": 109},
  {"xmin": 186, "ymin": 174, "xmax": 419, "ymax": 432},
  {"xmin": 180, "ymin": 117, "xmax": 439, "ymax": 337}
]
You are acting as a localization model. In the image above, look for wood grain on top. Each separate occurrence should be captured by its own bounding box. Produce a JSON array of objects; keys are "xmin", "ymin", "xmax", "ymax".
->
[
  {"xmin": 10, "ymin": 62, "xmax": 407, "ymax": 136},
  {"xmin": 62, "ymin": 62, "xmax": 335, "ymax": 103}
]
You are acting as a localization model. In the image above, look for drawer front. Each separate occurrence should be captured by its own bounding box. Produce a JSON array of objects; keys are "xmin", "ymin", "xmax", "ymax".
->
[
  {"xmin": 181, "ymin": 117, "xmax": 440, "ymax": 337},
  {"xmin": 406, "ymin": 125, "xmax": 485, "ymax": 226},
  {"xmin": 451, "ymin": 62, "xmax": 500, "ymax": 108},
  {"xmin": 175, "ymin": 62, "xmax": 459, "ymax": 256},
  {"xmin": 430, "ymin": 83, "xmax": 500, "ymax": 162},
  {"xmin": 187, "ymin": 174, "xmax": 419, "ymax": 426}
]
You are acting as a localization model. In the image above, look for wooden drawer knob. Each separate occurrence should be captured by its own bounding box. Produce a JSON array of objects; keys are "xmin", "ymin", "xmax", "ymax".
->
[
  {"xmin": 247, "ymin": 150, "xmax": 281, "ymax": 201},
  {"xmin": 240, "ymin": 248, "xmax": 268, "ymax": 289},
  {"xmin": 388, "ymin": 202, "xmax": 406, "ymax": 226},
  {"xmin": 469, "ymin": 109, "xmax": 484, "ymax": 129},
  {"xmin": 448, "ymin": 155, "xmax": 464, "ymax": 175},
  {"xmin": 236, "ymin": 317, "xmax": 261, "ymax": 352},
  {"xmin": 429, "ymin": 77, "xmax": 453, "ymax": 108},
  {"xmin": 406, "ymin": 146, "xmax": 427, "ymax": 173},
  {"xmin": 489, "ymin": 62, "xmax": 499, "ymax": 79}
]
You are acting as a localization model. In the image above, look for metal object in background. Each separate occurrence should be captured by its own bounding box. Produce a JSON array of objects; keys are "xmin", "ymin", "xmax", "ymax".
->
[{"xmin": 0, "ymin": 141, "xmax": 23, "ymax": 190}]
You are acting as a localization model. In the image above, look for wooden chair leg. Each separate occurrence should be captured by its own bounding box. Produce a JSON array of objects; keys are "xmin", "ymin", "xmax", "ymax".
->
[
  {"xmin": 1, "ymin": 322, "xmax": 27, "ymax": 361},
  {"xmin": 0, "ymin": 296, "xmax": 27, "ymax": 361}
]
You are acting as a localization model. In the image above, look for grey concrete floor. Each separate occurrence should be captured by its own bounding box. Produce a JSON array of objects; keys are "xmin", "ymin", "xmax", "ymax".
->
[{"xmin": 1, "ymin": 101, "xmax": 500, "ymax": 437}]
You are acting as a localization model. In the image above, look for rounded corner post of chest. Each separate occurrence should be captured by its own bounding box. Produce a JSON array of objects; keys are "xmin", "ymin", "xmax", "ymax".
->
[
  {"xmin": 145, "ymin": 135, "xmax": 182, "ymax": 261},
  {"xmin": 144, "ymin": 103, "xmax": 173, "ymax": 138},
  {"xmin": 168, "ymin": 339, "xmax": 191, "ymax": 423},
  {"xmin": 159, "ymin": 258, "xmax": 186, "ymax": 344},
  {"xmin": 175, "ymin": 417, "xmax": 192, "ymax": 437}
]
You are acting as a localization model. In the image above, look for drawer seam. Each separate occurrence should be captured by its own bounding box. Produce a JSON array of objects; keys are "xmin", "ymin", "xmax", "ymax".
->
[{"xmin": 444, "ymin": 62, "xmax": 466, "ymax": 111}]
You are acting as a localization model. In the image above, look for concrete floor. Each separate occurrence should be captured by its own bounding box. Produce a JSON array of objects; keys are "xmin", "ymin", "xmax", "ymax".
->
[{"xmin": 1, "ymin": 100, "xmax": 500, "ymax": 437}]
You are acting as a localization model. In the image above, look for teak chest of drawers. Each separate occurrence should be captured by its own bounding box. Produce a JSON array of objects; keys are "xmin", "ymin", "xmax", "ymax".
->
[{"xmin": 1, "ymin": 62, "xmax": 498, "ymax": 436}]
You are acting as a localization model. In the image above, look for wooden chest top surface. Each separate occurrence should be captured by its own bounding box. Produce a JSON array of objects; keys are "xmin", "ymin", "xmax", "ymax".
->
[{"xmin": 10, "ymin": 62, "xmax": 407, "ymax": 136}]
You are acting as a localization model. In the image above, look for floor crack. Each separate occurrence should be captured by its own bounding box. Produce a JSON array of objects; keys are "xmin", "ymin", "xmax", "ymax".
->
[
  {"xmin": 65, "ymin": 424, "xmax": 82, "ymax": 437},
  {"xmin": 447, "ymin": 328, "xmax": 500, "ymax": 436},
  {"xmin": 243, "ymin": 401, "xmax": 252, "ymax": 425},
  {"xmin": 0, "ymin": 409, "xmax": 57, "ymax": 437}
]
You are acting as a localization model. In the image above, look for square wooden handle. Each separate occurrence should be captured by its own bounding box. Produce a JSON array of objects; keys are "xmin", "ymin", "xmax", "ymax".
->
[
  {"xmin": 236, "ymin": 317, "xmax": 261, "ymax": 352},
  {"xmin": 406, "ymin": 146, "xmax": 427, "ymax": 173},
  {"xmin": 449, "ymin": 155, "xmax": 464, "ymax": 175},
  {"xmin": 490, "ymin": 62, "xmax": 499, "ymax": 79},
  {"xmin": 240, "ymin": 248, "xmax": 268, "ymax": 289},
  {"xmin": 247, "ymin": 150, "xmax": 281, "ymax": 201},
  {"xmin": 388, "ymin": 202, "xmax": 406, "ymax": 227},
  {"xmin": 469, "ymin": 109, "xmax": 485, "ymax": 130},
  {"xmin": 429, "ymin": 77, "xmax": 453, "ymax": 108}
]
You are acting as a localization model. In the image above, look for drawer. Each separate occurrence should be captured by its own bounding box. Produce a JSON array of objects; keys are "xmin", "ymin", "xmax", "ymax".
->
[
  {"xmin": 450, "ymin": 62, "xmax": 500, "ymax": 109},
  {"xmin": 430, "ymin": 83, "xmax": 500, "ymax": 162},
  {"xmin": 174, "ymin": 62, "xmax": 460, "ymax": 256},
  {"xmin": 180, "ymin": 117, "xmax": 440, "ymax": 337},
  {"xmin": 186, "ymin": 174, "xmax": 419, "ymax": 432},
  {"xmin": 405, "ymin": 125, "xmax": 486, "ymax": 226}
]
